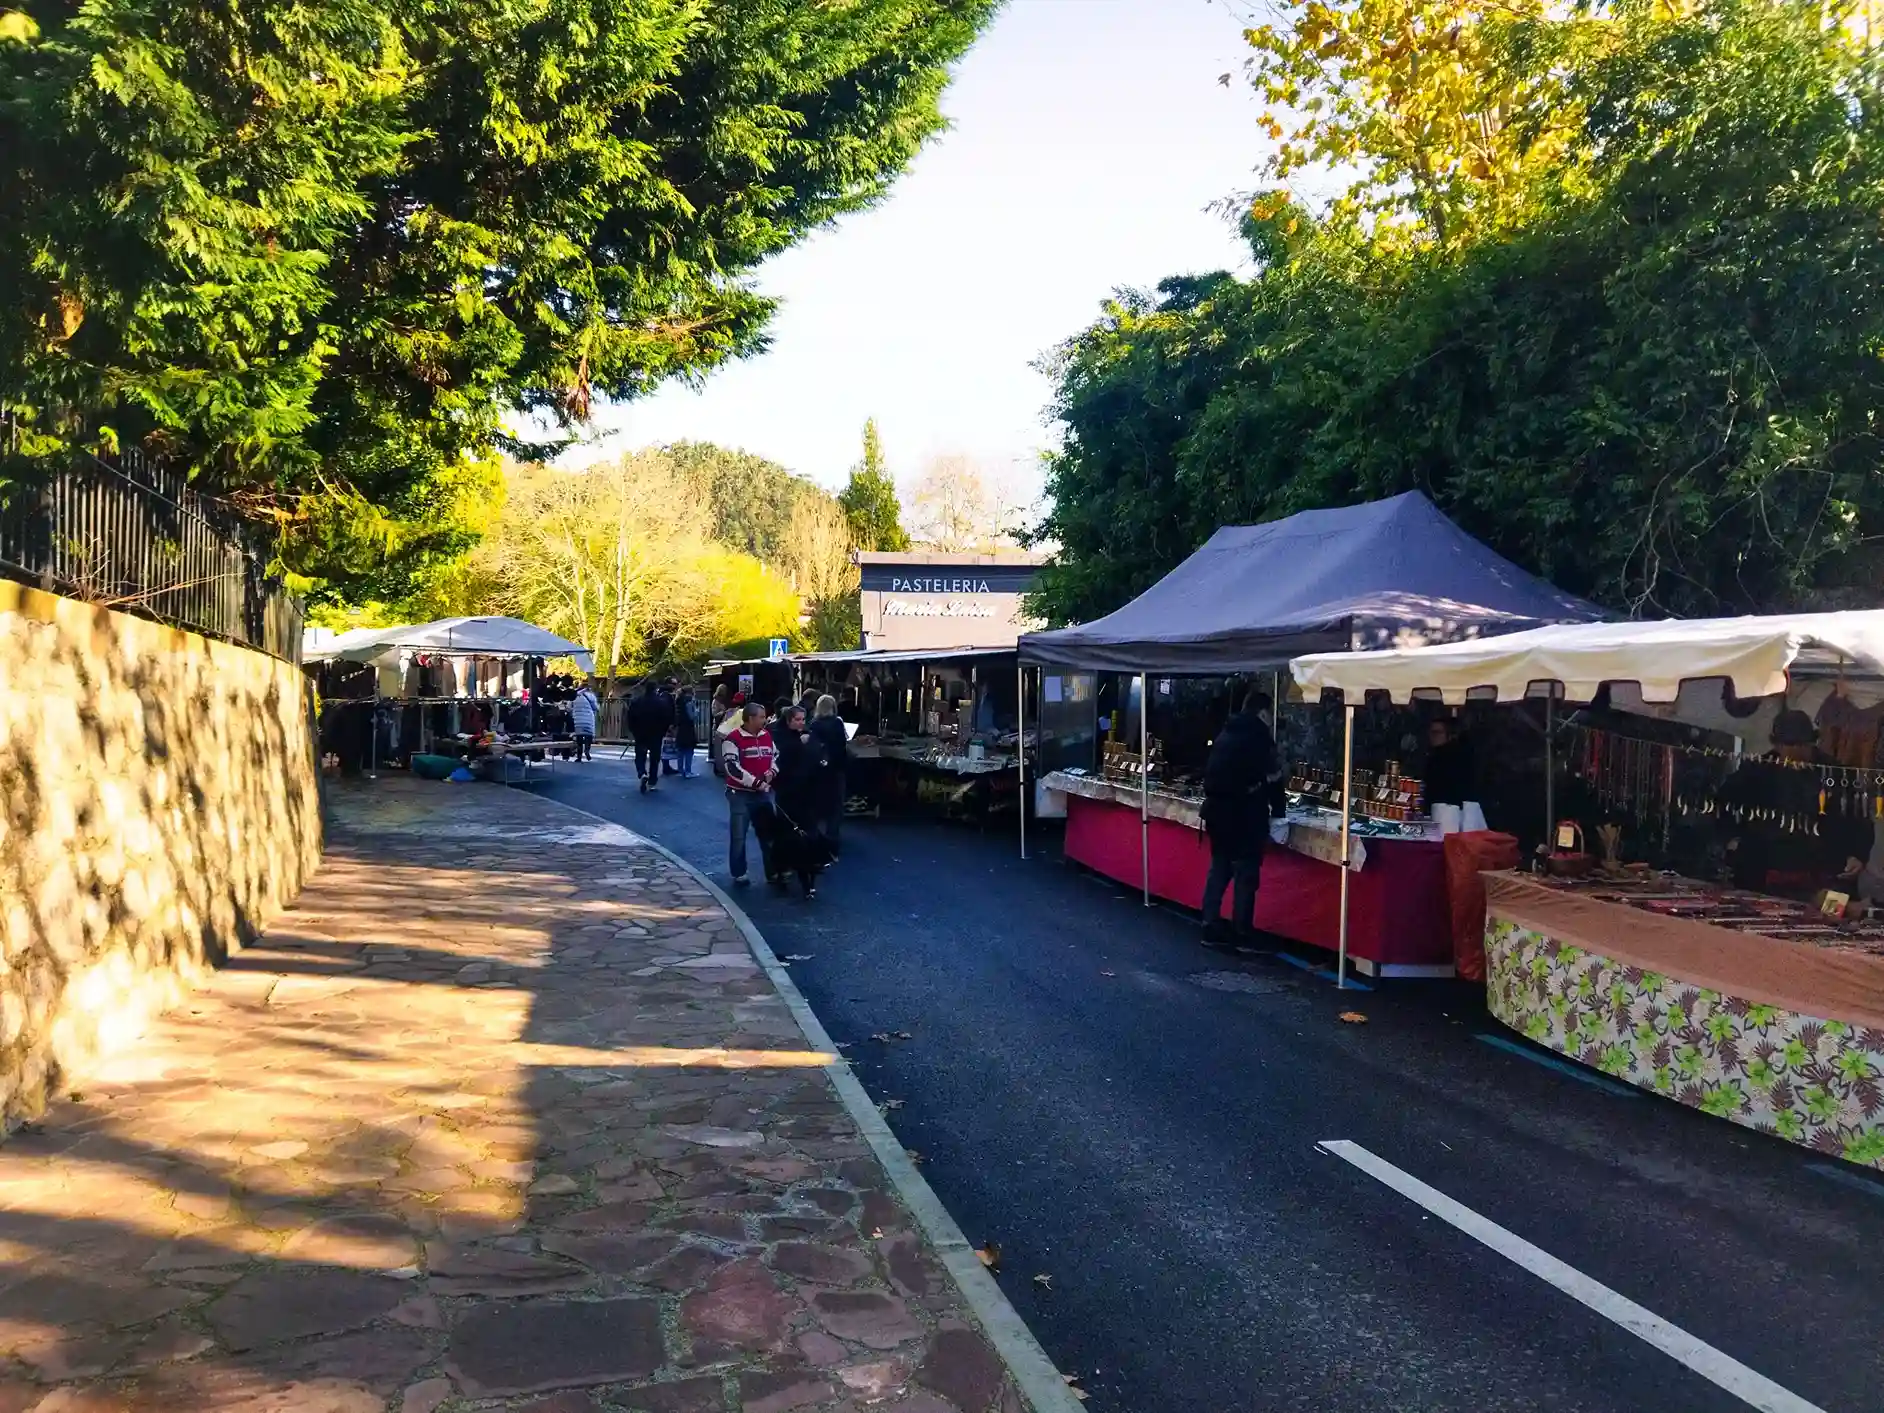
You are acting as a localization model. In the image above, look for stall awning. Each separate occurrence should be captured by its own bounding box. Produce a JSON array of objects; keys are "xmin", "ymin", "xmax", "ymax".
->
[
  {"xmin": 809, "ymin": 647, "xmax": 1014, "ymax": 666},
  {"xmin": 1018, "ymin": 492, "xmax": 1600, "ymax": 673},
  {"xmin": 304, "ymin": 617, "xmax": 594, "ymax": 671},
  {"xmin": 1290, "ymin": 611, "xmax": 1884, "ymax": 705}
]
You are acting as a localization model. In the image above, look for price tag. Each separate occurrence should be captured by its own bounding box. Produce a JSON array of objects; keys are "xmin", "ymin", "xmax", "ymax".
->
[{"xmin": 1556, "ymin": 823, "xmax": 1577, "ymax": 851}]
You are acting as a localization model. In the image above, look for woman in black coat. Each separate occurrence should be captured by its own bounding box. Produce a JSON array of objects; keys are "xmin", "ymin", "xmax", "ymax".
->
[
  {"xmin": 770, "ymin": 705, "xmax": 813, "ymax": 824},
  {"xmin": 807, "ymin": 694, "xmax": 850, "ymax": 855}
]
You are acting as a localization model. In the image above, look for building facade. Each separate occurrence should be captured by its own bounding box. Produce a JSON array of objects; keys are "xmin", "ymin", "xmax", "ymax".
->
[{"xmin": 854, "ymin": 549, "xmax": 1046, "ymax": 652}]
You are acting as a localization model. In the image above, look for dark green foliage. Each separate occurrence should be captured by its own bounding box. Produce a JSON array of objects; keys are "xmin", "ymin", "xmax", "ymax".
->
[
  {"xmin": 0, "ymin": 0, "xmax": 998, "ymax": 601},
  {"xmin": 663, "ymin": 440, "xmax": 836, "ymax": 566},
  {"xmin": 1031, "ymin": 1, "xmax": 1884, "ymax": 626},
  {"xmin": 837, "ymin": 417, "xmax": 909, "ymax": 551}
]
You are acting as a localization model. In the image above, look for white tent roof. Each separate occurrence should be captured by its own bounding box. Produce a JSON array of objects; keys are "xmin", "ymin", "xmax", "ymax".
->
[
  {"xmin": 1290, "ymin": 610, "xmax": 1884, "ymax": 706},
  {"xmin": 304, "ymin": 617, "xmax": 593, "ymax": 671},
  {"xmin": 302, "ymin": 623, "xmax": 417, "ymax": 660}
]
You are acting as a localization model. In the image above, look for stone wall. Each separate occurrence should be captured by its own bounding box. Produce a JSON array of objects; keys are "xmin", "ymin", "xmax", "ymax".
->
[{"xmin": 0, "ymin": 582, "xmax": 321, "ymax": 1127}]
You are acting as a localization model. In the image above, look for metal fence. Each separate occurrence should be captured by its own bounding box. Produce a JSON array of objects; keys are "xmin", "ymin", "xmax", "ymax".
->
[{"xmin": 0, "ymin": 442, "xmax": 303, "ymax": 663}]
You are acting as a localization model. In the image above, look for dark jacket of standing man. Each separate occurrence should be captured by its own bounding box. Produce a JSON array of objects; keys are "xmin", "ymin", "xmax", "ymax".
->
[
  {"xmin": 627, "ymin": 678, "xmax": 671, "ymax": 793},
  {"xmin": 1200, "ymin": 691, "xmax": 1279, "ymax": 950}
]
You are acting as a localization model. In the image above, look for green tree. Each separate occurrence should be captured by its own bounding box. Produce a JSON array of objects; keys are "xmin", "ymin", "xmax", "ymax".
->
[
  {"xmin": 0, "ymin": 0, "xmax": 998, "ymax": 603},
  {"xmin": 837, "ymin": 418, "xmax": 910, "ymax": 551},
  {"xmin": 662, "ymin": 441, "xmax": 835, "ymax": 566},
  {"xmin": 1035, "ymin": 0, "xmax": 1884, "ymax": 625}
]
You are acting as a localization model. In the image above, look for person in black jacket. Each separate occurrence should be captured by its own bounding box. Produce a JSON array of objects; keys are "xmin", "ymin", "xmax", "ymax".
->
[
  {"xmin": 1200, "ymin": 688, "xmax": 1280, "ymax": 951},
  {"xmin": 770, "ymin": 704, "xmax": 812, "ymax": 819},
  {"xmin": 627, "ymin": 678, "xmax": 671, "ymax": 793},
  {"xmin": 673, "ymin": 687, "xmax": 699, "ymax": 778},
  {"xmin": 807, "ymin": 694, "xmax": 851, "ymax": 856}
]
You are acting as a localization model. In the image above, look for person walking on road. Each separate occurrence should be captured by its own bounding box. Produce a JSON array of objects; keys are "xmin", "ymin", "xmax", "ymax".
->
[
  {"xmin": 673, "ymin": 686, "xmax": 700, "ymax": 778},
  {"xmin": 708, "ymin": 685, "xmax": 731, "ymax": 776},
  {"xmin": 720, "ymin": 701, "xmax": 778, "ymax": 886},
  {"xmin": 1199, "ymin": 688, "xmax": 1280, "ymax": 952},
  {"xmin": 808, "ymin": 694, "xmax": 849, "ymax": 856},
  {"xmin": 569, "ymin": 680, "xmax": 600, "ymax": 762},
  {"xmin": 627, "ymin": 677, "xmax": 671, "ymax": 793}
]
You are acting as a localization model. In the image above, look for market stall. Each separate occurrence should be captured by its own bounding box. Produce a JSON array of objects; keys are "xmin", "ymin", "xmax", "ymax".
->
[
  {"xmin": 305, "ymin": 616, "xmax": 592, "ymax": 780},
  {"xmin": 1292, "ymin": 611, "xmax": 1884, "ymax": 1167},
  {"xmin": 794, "ymin": 646, "xmax": 1029, "ymax": 821},
  {"xmin": 1020, "ymin": 492, "xmax": 1601, "ymax": 979}
]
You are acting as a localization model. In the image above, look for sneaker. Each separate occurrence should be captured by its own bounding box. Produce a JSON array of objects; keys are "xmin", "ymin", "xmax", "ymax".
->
[
  {"xmin": 804, "ymin": 884, "xmax": 817, "ymax": 899},
  {"xmin": 731, "ymin": 875, "xmax": 750, "ymax": 888},
  {"xmin": 1201, "ymin": 919, "xmax": 1234, "ymax": 950},
  {"xmin": 639, "ymin": 778, "xmax": 648, "ymax": 794}
]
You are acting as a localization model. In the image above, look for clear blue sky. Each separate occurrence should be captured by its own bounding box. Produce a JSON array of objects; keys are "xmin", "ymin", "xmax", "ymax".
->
[{"xmin": 566, "ymin": 0, "xmax": 1267, "ymax": 495}]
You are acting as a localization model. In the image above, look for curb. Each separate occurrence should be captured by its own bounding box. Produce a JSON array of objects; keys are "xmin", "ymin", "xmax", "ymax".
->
[{"xmin": 527, "ymin": 790, "xmax": 1084, "ymax": 1413}]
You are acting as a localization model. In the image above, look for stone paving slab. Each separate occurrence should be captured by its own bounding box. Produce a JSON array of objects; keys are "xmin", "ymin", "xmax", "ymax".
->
[{"xmin": 0, "ymin": 778, "xmax": 1025, "ymax": 1413}]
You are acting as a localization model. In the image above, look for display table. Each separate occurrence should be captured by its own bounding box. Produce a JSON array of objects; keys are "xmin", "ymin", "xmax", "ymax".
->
[
  {"xmin": 849, "ymin": 739, "xmax": 1020, "ymax": 821},
  {"xmin": 1483, "ymin": 871, "xmax": 1884, "ymax": 1169},
  {"xmin": 852, "ymin": 740, "xmax": 1017, "ymax": 774},
  {"xmin": 1042, "ymin": 771, "xmax": 1453, "ymax": 976}
]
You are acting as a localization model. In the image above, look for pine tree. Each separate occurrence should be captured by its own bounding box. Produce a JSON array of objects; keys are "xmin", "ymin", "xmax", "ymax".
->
[
  {"xmin": 0, "ymin": 0, "xmax": 994, "ymax": 601},
  {"xmin": 837, "ymin": 419, "xmax": 910, "ymax": 552}
]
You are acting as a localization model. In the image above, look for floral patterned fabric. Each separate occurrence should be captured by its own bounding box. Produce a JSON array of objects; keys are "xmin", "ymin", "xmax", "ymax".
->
[{"xmin": 1486, "ymin": 915, "xmax": 1884, "ymax": 1170}]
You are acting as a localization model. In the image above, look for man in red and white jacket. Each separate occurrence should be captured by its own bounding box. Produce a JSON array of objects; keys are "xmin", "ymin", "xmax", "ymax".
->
[{"xmin": 719, "ymin": 701, "xmax": 778, "ymax": 886}]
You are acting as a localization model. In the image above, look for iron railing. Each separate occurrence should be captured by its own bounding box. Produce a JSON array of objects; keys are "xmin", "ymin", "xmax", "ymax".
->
[{"xmin": 0, "ymin": 437, "xmax": 303, "ymax": 663}]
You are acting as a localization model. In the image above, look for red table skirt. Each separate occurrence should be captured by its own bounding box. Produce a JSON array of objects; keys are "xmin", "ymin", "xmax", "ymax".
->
[{"xmin": 1062, "ymin": 794, "xmax": 1453, "ymax": 970}]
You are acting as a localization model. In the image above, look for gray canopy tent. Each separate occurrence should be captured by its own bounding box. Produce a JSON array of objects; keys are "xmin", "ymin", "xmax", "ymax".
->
[
  {"xmin": 1018, "ymin": 491, "xmax": 1599, "ymax": 673},
  {"xmin": 1015, "ymin": 493, "xmax": 1603, "ymax": 983}
]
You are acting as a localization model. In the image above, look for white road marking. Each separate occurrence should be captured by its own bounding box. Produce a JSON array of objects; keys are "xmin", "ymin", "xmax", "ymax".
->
[{"xmin": 1317, "ymin": 1139, "xmax": 1829, "ymax": 1413}]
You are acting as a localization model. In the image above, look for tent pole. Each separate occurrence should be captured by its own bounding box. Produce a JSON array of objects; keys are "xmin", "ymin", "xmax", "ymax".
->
[
  {"xmin": 369, "ymin": 692, "xmax": 380, "ymax": 780},
  {"xmin": 1018, "ymin": 660, "xmax": 1028, "ymax": 862},
  {"xmin": 1140, "ymin": 672, "xmax": 1151, "ymax": 907},
  {"xmin": 1336, "ymin": 702, "xmax": 1354, "ymax": 990},
  {"xmin": 1544, "ymin": 693, "xmax": 1555, "ymax": 848}
]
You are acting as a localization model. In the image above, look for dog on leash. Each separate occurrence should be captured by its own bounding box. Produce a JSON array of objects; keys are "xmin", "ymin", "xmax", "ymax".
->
[{"xmin": 752, "ymin": 805, "xmax": 836, "ymax": 897}]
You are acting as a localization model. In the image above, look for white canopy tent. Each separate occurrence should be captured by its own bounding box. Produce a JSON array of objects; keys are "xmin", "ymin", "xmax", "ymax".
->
[
  {"xmin": 1290, "ymin": 610, "xmax": 1884, "ymax": 706},
  {"xmin": 1288, "ymin": 610, "xmax": 1884, "ymax": 988},
  {"xmin": 304, "ymin": 616, "xmax": 594, "ymax": 775},
  {"xmin": 303, "ymin": 616, "xmax": 594, "ymax": 671}
]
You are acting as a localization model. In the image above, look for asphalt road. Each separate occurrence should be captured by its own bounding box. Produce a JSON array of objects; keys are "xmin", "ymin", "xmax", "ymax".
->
[{"xmin": 534, "ymin": 758, "xmax": 1884, "ymax": 1413}]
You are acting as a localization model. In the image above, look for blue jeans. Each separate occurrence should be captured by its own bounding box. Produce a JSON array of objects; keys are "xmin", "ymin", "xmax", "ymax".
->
[{"xmin": 727, "ymin": 788, "xmax": 775, "ymax": 880}]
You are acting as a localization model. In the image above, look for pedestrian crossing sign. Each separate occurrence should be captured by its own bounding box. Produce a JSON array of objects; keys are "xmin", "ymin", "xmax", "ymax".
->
[{"xmin": 768, "ymin": 638, "xmax": 789, "ymax": 660}]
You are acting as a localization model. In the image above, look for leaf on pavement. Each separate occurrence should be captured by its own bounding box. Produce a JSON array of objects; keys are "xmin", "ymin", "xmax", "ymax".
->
[
  {"xmin": 1099, "ymin": 970, "xmax": 1117, "ymax": 978},
  {"xmin": 878, "ymin": 1098, "xmax": 905, "ymax": 1111},
  {"xmin": 1032, "ymin": 1272, "xmax": 1053, "ymax": 1290},
  {"xmin": 1064, "ymin": 1374, "xmax": 1090, "ymax": 1401},
  {"xmin": 905, "ymin": 1149, "xmax": 924, "ymax": 1165},
  {"xmin": 784, "ymin": 953, "xmax": 814, "ymax": 962},
  {"xmin": 1338, "ymin": 1011, "xmax": 1368, "ymax": 1024},
  {"xmin": 893, "ymin": 1030, "xmax": 913, "ymax": 1040},
  {"xmin": 975, "ymin": 1241, "xmax": 1001, "ymax": 1271}
]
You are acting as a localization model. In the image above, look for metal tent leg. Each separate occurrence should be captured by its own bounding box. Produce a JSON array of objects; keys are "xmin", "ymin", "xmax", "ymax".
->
[
  {"xmin": 1336, "ymin": 702, "xmax": 1355, "ymax": 989},
  {"xmin": 1140, "ymin": 671, "xmax": 1150, "ymax": 906},
  {"xmin": 1018, "ymin": 661, "xmax": 1028, "ymax": 861}
]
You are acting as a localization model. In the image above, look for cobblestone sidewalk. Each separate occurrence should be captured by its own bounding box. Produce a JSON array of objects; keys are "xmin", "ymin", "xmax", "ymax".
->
[{"xmin": 0, "ymin": 778, "xmax": 1028, "ymax": 1413}]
